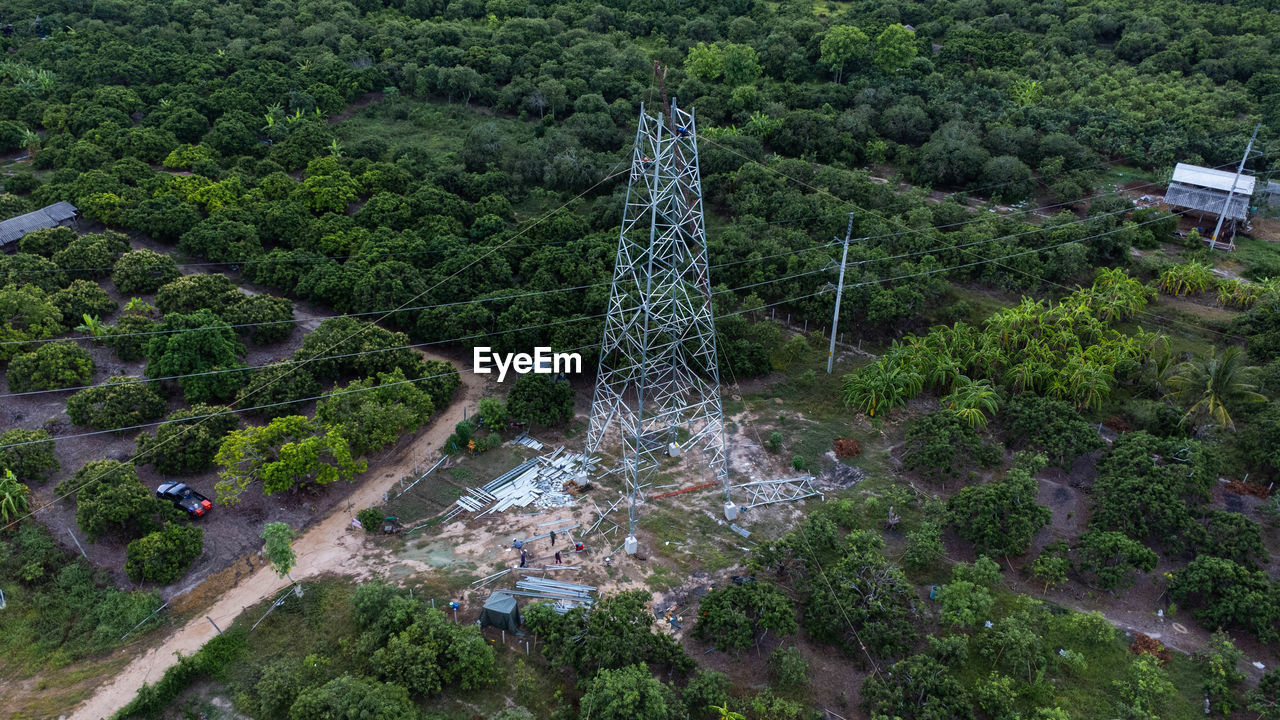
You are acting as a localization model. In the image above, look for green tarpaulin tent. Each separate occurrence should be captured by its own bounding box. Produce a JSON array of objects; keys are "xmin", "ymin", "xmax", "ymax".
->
[{"xmin": 479, "ymin": 593, "xmax": 521, "ymax": 633}]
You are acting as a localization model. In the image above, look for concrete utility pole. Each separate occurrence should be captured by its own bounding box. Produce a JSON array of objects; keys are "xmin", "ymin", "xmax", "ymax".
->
[
  {"xmin": 1211, "ymin": 123, "xmax": 1261, "ymax": 251},
  {"xmin": 827, "ymin": 213, "xmax": 855, "ymax": 374}
]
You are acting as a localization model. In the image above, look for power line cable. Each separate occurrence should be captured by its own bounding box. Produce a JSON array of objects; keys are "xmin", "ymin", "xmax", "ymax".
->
[
  {"xmin": 2, "ymin": 159, "xmax": 634, "ymax": 530},
  {"xmin": 0, "ymin": 267, "xmax": 835, "ymax": 398}
]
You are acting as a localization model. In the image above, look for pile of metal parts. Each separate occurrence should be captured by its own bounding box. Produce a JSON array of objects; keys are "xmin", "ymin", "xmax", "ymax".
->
[
  {"xmin": 497, "ymin": 575, "xmax": 597, "ymax": 614},
  {"xmin": 510, "ymin": 432, "xmax": 545, "ymax": 451},
  {"xmin": 445, "ymin": 447, "xmax": 600, "ymax": 521}
]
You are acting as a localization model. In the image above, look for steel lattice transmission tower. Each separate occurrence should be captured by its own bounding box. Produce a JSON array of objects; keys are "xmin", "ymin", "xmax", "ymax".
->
[{"xmin": 585, "ymin": 99, "xmax": 735, "ymax": 554}]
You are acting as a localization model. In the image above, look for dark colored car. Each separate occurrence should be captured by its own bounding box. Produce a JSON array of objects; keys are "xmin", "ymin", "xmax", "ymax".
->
[{"xmin": 157, "ymin": 482, "xmax": 213, "ymax": 518}]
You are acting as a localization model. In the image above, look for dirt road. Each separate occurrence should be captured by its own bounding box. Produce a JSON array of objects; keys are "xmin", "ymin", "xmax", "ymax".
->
[{"xmin": 66, "ymin": 354, "xmax": 484, "ymax": 720}]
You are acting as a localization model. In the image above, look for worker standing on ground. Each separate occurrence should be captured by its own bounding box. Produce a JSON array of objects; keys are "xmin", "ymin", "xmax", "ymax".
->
[
  {"xmin": 554, "ymin": 550, "xmax": 562, "ymax": 564},
  {"xmin": 550, "ymin": 530, "xmax": 556, "ymax": 547},
  {"xmin": 520, "ymin": 549, "xmax": 527, "ymax": 568}
]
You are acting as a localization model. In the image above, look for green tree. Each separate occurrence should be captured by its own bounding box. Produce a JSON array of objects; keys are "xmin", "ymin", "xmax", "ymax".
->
[
  {"xmin": 103, "ymin": 313, "xmax": 158, "ymax": 362},
  {"xmin": 768, "ymin": 646, "xmax": 809, "ymax": 691},
  {"xmin": 1074, "ymin": 530, "xmax": 1158, "ymax": 591},
  {"xmin": 0, "ymin": 284, "xmax": 63, "ymax": 364},
  {"xmin": 124, "ymin": 524, "xmax": 203, "ymax": 584},
  {"xmin": 1003, "ymin": 394, "xmax": 1102, "ymax": 469},
  {"xmin": 684, "ymin": 42, "xmax": 724, "ymax": 82},
  {"xmin": 902, "ymin": 409, "xmax": 1002, "ymax": 480},
  {"xmin": 145, "ymin": 309, "xmax": 247, "ymax": 403},
  {"xmin": 862, "ymin": 654, "xmax": 972, "ymax": 719},
  {"xmin": 316, "ymin": 369, "xmax": 436, "ymax": 457},
  {"xmin": 1031, "ymin": 542, "xmax": 1072, "ymax": 591},
  {"xmin": 692, "ymin": 581, "xmax": 797, "ymax": 652},
  {"xmin": 1201, "ymin": 630, "xmax": 1244, "ymax": 715},
  {"xmin": 507, "ymin": 374, "xmax": 574, "ymax": 427},
  {"xmin": 0, "ymin": 468, "xmax": 30, "ymax": 524},
  {"xmin": 819, "ymin": 25, "xmax": 870, "ymax": 83},
  {"xmin": 1169, "ymin": 555, "xmax": 1279, "ymax": 642},
  {"xmin": 1090, "ymin": 432, "xmax": 1214, "ymax": 551},
  {"xmin": 66, "ymin": 375, "xmax": 167, "ymax": 429},
  {"xmin": 214, "ymin": 416, "xmax": 366, "ymax": 506},
  {"xmin": 901, "ymin": 519, "xmax": 945, "ymax": 573},
  {"xmin": 1115, "ymin": 654, "xmax": 1177, "ymax": 719},
  {"xmin": 875, "ymin": 24, "xmax": 918, "ymax": 72},
  {"xmin": 112, "ymin": 249, "xmax": 180, "ymax": 294},
  {"xmin": 17, "ymin": 226, "xmax": 77, "ymax": 257},
  {"xmin": 0, "ymin": 429, "xmax": 59, "ymax": 484},
  {"xmin": 371, "ymin": 606, "xmax": 497, "ymax": 696},
  {"xmin": 154, "ymin": 274, "xmax": 244, "ymax": 315},
  {"xmin": 949, "ymin": 454, "xmax": 1051, "ymax": 556},
  {"xmin": 578, "ymin": 664, "xmax": 681, "ymax": 720},
  {"xmin": 224, "ymin": 294, "xmax": 294, "ymax": 345},
  {"xmin": 57, "ymin": 460, "xmax": 166, "ymax": 540},
  {"xmin": 51, "ymin": 280, "xmax": 117, "ymax": 327},
  {"xmin": 1167, "ymin": 345, "xmax": 1266, "ymax": 429},
  {"xmin": 235, "ymin": 362, "xmax": 321, "ymax": 420},
  {"xmin": 52, "ymin": 232, "xmax": 129, "ymax": 280},
  {"xmin": 287, "ymin": 675, "xmax": 417, "ymax": 720},
  {"xmin": 1248, "ymin": 670, "xmax": 1280, "ymax": 719},
  {"xmin": 684, "ymin": 669, "xmax": 732, "ymax": 720},
  {"xmin": 261, "ymin": 522, "xmax": 296, "ymax": 577},
  {"xmin": 179, "ymin": 217, "xmax": 263, "ymax": 263},
  {"xmin": 523, "ymin": 590, "xmax": 692, "ymax": 676},
  {"xmin": 136, "ymin": 405, "xmax": 238, "ymax": 475},
  {"xmin": 7, "ymin": 341, "xmax": 94, "ymax": 392},
  {"xmin": 477, "ymin": 396, "xmax": 509, "ymax": 430}
]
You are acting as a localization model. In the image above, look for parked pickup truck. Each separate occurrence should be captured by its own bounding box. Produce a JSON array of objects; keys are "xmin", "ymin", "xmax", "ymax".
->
[{"xmin": 156, "ymin": 482, "xmax": 213, "ymax": 518}]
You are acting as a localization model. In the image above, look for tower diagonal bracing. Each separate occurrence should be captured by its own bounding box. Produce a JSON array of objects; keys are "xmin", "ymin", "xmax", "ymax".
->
[{"xmin": 585, "ymin": 101, "xmax": 732, "ymax": 545}]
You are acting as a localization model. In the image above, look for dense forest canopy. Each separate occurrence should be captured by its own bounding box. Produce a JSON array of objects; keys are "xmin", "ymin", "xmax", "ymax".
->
[{"xmin": 2, "ymin": 0, "xmax": 1280, "ymax": 719}]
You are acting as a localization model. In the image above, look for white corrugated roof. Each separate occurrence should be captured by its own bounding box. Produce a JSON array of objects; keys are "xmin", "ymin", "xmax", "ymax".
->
[{"xmin": 1171, "ymin": 163, "xmax": 1256, "ymax": 195}]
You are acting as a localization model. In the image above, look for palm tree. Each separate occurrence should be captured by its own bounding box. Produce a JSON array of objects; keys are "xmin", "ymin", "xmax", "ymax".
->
[
  {"xmin": 75, "ymin": 314, "xmax": 106, "ymax": 337},
  {"xmin": 21, "ymin": 128, "xmax": 40, "ymax": 159},
  {"xmin": 1166, "ymin": 345, "xmax": 1267, "ymax": 430},
  {"xmin": 0, "ymin": 469, "xmax": 30, "ymax": 523},
  {"xmin": 843, "ymin": 360, "xmax": 922, "ymax": 419},
  {"xmin": 708, "ymin": 704, "xmax": 745, "ymax": 720},
  {"xmin": 943, "ymin": 376, "xmax": 1001, "ymax": 428}
]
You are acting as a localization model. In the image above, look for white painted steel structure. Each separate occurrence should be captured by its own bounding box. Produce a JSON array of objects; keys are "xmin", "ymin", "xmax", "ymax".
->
[{"xmin": 585, "ymin": 101, "xmax": 732, "ymax": 548}]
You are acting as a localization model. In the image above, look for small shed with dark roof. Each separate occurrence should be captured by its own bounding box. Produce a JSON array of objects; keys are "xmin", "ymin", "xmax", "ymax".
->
[{"xmin": 0, "ymin": 201, "xmax": 79, "ymax": 253}]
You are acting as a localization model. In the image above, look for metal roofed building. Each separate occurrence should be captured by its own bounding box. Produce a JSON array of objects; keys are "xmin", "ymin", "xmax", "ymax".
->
[
  {"xmin": 1165, "ymin": 163, "xmax": 1255, "ymax": 221},
  {"xmin": 0, "ymin": 201, "xmax": 79, "ymax": 253},
  {"xmin": 1165, "ymin": 163, "xmax": 1258, "ymax": 251}
]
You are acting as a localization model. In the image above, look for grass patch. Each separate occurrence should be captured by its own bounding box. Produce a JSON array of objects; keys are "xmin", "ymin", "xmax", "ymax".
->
[{"xmin": 1232, "ymin": 235, "xmax": 1280, "ymax": 280}]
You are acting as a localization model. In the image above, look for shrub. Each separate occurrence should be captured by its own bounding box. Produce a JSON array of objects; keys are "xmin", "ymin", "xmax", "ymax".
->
[
  {"xmin": 768, "ymin": 646, "xmax": 809, "ymax": 690},
  {"xmin": 124, "ymin": 524, "xmax": 204, "ymax": 584},
  {"xmin": 7, "ymin": 340, "xmax": 94, "ymax": 392},
  {"xmin": 357, "ymin": 507, "xmax": 384, "ymax": 532}
]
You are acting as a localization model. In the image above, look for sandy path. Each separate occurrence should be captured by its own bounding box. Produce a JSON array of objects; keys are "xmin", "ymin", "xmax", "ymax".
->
[{"xmin": 66, "ymin": 354, "xmax": 484, "ymax": 720}]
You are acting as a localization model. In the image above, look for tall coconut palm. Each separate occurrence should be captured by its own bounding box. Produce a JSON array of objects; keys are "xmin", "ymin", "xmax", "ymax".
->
[{"xmin": 1166, "ymin": 346, "xmax": 1267, "ymax": 430}]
